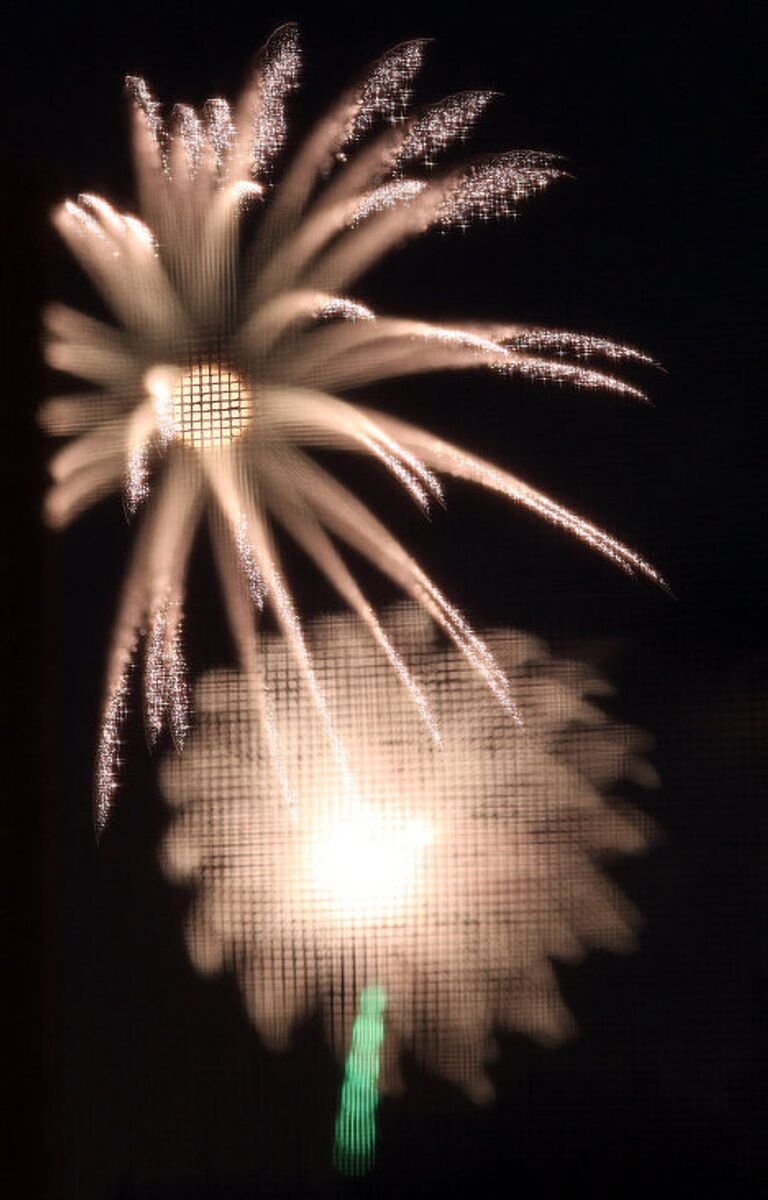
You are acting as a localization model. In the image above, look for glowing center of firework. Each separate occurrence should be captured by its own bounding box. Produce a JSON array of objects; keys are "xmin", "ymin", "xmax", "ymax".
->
[
  {"xmin": 168, "ymin": 364, "xmax": 253, "ymax": 449},
  {"xmin": 312, "ymin": 808, "xmax": 434, "ymax": 918}
]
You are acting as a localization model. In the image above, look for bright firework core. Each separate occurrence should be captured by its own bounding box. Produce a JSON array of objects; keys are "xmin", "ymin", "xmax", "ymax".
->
[
  {"xmin": 169, "ymin": 362, "xmax": 253, "ymax": 449},
  {"xmin": 311, "ymin": 806, "xmax": 434, "ymax": 920}
]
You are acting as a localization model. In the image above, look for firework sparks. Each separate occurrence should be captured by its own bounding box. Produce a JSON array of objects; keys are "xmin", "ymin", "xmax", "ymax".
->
[
  {"xmin": 160, "ymin": 605, "xmax": 658, "ymax": 1104},
  {"xmin": 43, "ymin": 26, "xmax": 664, "ymax": 834}
]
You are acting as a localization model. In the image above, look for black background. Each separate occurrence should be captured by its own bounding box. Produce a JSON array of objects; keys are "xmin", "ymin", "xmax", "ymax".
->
[{"xmin": 2, "ymin": 1, "xmax": 766, "ymax": 1196}]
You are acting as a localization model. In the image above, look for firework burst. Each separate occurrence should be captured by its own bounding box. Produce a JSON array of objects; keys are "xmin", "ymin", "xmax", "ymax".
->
[
  {"xmin": 41, "ymin": 25, "xmax": 664, "ymax": 834},
  {"xmin": 160, "ymin": 605, "xmax": 658, "ymax": 1105}
]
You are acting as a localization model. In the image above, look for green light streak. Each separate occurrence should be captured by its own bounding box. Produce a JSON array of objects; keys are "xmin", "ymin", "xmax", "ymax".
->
[{"xmin": 332, "ymin": 985, "xmax": 387, "ymax": 1176}]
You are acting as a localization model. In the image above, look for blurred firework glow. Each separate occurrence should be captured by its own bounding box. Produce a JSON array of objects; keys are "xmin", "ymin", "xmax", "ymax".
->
[
  {"xmin": 42, "ymin": 25, "xmax": 665, "ymax": 835},
  {"xmin": 160, "ymin": 605, "xmax": 658, "ymax": 1111}
]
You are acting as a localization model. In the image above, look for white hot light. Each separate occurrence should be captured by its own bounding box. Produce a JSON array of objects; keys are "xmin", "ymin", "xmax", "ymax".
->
[
  {"xmin": 146, "ymin": 363, "xmax": 253, "ymax": 450},
  {"xmin": 172, "ymin": 365, "xmax": 252, "ymax": 449},
  {"xmin": 311, "ymin": 806, "xmax": 434, "ymax": 919}
]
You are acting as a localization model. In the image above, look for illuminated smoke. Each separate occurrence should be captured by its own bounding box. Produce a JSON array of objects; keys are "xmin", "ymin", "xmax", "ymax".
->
[
  {"xmin": 42, "ymin": 27, "xmax": 664, "ymax": 834},
  {"xmin": 160, "ymin": 605, "xmax": 658, "ymax": 1103}
]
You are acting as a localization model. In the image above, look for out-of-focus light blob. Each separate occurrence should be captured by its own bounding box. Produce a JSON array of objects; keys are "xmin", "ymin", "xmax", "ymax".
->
[
  {"xmin": 169, "ymin": 363, "xmax": 253, "ymax": 449},
  {"xmin": 43, "ymin": 27, "xmax": 664, "ymax": 835},
  {"xmin": 313, "ymin": 808, "xmax": 434, "ymax": 920},
  {"xmin": 160, "ymin": 605, "xmax": 658, "ymax": 1102},
  {"xmin": 333, "ymin": 985, "xmax": 387, "ymax": 1176}
]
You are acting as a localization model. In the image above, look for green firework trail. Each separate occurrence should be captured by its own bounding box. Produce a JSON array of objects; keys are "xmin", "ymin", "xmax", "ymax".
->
[{"xmin": 333, "ymin": 985, "xmax": 387, "ymax": 1176}]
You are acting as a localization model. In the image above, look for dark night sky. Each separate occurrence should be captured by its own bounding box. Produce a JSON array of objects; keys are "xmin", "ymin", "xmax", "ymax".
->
[{"xmin": 2, "ymin": 2, "xmax": 766, "ymax": 1196}]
